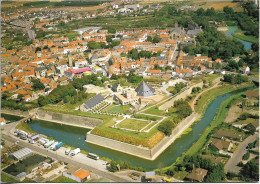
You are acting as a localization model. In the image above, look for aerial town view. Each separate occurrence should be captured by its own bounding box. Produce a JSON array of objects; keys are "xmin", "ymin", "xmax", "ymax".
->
[{"xmin": 0, "ymin": 0, "xmax": 259, "ymax": 183}]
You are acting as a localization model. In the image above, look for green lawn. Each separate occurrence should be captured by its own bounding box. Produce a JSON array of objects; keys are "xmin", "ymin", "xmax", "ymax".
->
[
  {"xmin": 143, "ymin": 105, "xmax": 167, "ymax": 116},
  {"xmin": 173, "ymin": 171, "xmax": 188, "ymax": 180},
  {"xmin": 117, "ymin": 119, "xmax": 150, "ymax": 131},
  {"xmin": 16, "ymin": 121, "xmax": 35, "ymax": 134},
  {"xmin": 232, "ymin": 29, "xmax": 259, "ymax": 43},
  {"xmin": 50, "ymin": 176, "xmax": 77, "ymax": 183},
  {"xmin": 106, "ymin": 105, "xmax": 131, "ymax": 114}
]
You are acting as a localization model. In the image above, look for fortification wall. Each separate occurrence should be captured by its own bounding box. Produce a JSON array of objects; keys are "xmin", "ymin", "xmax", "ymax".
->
[
  {"xmin": 36, "ymin": 110, "xmax": 103, "ymax": 129},
  {"xmin": 87, "ymin": 112, "xmax": 200, "ymax": 160}
]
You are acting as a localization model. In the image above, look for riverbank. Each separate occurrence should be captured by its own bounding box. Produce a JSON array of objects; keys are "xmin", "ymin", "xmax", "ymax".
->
[
  {"xmin": 195, "ymin": 82, "xmax": 254, "ymax": 115},
  {"xmin": 232, "ymin": 29, "xmax": 258, "ymax": 43},
  {"xmin": 160, "ymin": 86, "xmax": 253, "ymax": 173}
]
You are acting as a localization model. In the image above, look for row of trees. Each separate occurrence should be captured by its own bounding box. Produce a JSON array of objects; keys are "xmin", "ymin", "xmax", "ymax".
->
[{"xmin": 170, "ymin": 82, "xmax": 186, "ymax": 95}]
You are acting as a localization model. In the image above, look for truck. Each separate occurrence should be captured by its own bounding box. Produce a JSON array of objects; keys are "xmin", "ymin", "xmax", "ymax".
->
[
  {"xmin": 28, "ymin": 134, "xmax": 39, "ymax": 144},
  {"xmin": 70, "ymin": 148, "xmax": 80, "ymax": 156},
  {"xmin": 50, "ymin": 142, "xmax": 59, "ymax": 150},
  {"xmin": 44, "ymin": 140, "xmax": 54, "ymax": 148},
  {"xmin": 38, "ymin": 138, "xmax": 49, "ymax": 145},
  {"xmin": 53, "ymin": 142, "xmax": 63, "ymax": 151},
  {"xmin": 65, "ymin": 147, "xmax": 71, "ymax": 155}
]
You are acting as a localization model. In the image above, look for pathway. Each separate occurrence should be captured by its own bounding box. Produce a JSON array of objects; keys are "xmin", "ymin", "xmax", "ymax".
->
[
  {"xmin": 190, "ymin": 81, "xmax": 221, "ymax": 111},
  {"xmin": 224, "ymin": 133, "xmax": 259, "ymax": 174}
]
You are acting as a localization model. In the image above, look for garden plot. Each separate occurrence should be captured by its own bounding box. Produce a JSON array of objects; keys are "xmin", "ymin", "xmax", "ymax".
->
[{"xmin": 116, "ymin": 118, "xmax": 151, "ymax": 131}]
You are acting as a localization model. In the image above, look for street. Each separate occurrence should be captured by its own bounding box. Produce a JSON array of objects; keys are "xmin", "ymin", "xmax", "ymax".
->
[{"xmin": 1, "ymin": 122, "xmax": 132, "ymax": 182}]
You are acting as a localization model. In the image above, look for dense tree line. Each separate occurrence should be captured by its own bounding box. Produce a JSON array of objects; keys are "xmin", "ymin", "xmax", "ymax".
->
[
  {"xmin": 2, "ymin": 99, "xmax": 38, "ymax": 111},
  {"xmin": 184, "ymin": 27, "xmax": 245, "ymax": 60},
  {"xmin": 72, "ymin": 74, "xmax": 105, "ymax": 90},
  {"xmin": 38, "ymin": 84, "xmax": 76, "ymax": 106},
  {"xmin": 223, "ymin": 74, "xmax": 248, "ymax": 84},
  {"xmin": 240, "ymin": 159, "xmax": 259, "ymax": 181}
]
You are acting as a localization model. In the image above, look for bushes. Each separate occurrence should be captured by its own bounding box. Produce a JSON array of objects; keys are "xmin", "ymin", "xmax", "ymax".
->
[
  {"xmin": 242, "ymin": 152, "xmax": 250, "ymax": 160},
  {"xmin": 171, "ymin": 82, "xmax": 186, "ymax": 95},
  {"xmin": 133, "ymin": 114, "xmax": 158, "ymax": 121},
  {"xmin": 192, "ymin": 87, "xmax": 201, "ymax": 93}
]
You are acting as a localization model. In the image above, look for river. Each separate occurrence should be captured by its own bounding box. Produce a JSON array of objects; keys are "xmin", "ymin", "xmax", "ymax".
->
[
  {"xmin": 26, "ymin": 88, "xmax": 247, "ymax": 170},
  {"xmin": 227, "ymin": 26, "xmax": 252, "ymax": 50}
]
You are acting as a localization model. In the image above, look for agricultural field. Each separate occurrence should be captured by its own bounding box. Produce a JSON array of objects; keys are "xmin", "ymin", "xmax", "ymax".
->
[{"xmin": 117, "ymin": 119, "xmax": 150, "ymax": 131}]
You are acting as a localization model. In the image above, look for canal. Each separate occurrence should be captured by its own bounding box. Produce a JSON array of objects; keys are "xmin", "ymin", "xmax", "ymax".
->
[
  {"xmin": 1, "ymin": 113, "xmax": 23, "ymax": 122},
  {"xmin": 26, "ymin": 88, "xmax": 248, "ymax": 170},
  {"xmin": 227, "ymin": 26, "xmax": 252, "ymax": 50}
]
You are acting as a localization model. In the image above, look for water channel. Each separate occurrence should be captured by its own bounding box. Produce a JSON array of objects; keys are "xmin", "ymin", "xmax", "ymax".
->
[
  {"xmin": 227, "ymin": 26, "xmax": 252, "ymax": 50},
  {"xmin": 1, "ymin": 113, "xmax": 23, "ymax": 122},
  {"xmin": 25, "ymin": 88, "xmax": 248, "ymax": 170}
]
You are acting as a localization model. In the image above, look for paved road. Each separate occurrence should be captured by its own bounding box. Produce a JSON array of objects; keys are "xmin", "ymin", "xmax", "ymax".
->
[
  {"xmin": 1, "ymin": 121, "xmax": 132, "ymax": 182},
  {"xmin": 224, "ymin": 133, "xmax": 259, "ymax": 174},
  {"xmin": 2, "ymin": 134, "xmax": 131, "ymax": 182}
]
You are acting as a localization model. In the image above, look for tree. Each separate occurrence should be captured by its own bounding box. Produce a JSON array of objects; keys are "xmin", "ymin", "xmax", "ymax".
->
[
  {"xmin": 158, "ymin": 121, "xmax": 174, "ymax": 136},
  {"xmin": 108, "ymin": 28, "xmax": 116, "ymax": 34},
  {"xmin": 223, "ymin": 6, "xmax": 234, "ymax": 14},
  {"xmin": 147, "ymin": 36, "xmax": 153, "ymax": 42},
  {"xmin": 109, "ymin": 160, "xmax": 118, "ymax": 172},
  {"xmin": 152, "ymin": 35, "xmax": 161, "ymax": 43},
  {"xmin": 32, "ymin": 79, "xmax": 45, "ymax": 91},
  {"xmin": 204, "ymin": 163, "xmax": 225, "ymax": 182},
  {"xmin": 240, "ymin": 159, "xmax": 259, "ymax": 181},
  {"xmin": 251, "ymin": 43, "xmax": 259, "ymax": 53}
]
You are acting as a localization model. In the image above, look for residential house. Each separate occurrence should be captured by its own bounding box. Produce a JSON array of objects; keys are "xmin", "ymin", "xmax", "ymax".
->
[
  {"xmin": 210, "ymin": 138, "xmax": 233, "ymax": 152},
  {"xmin": 241, "ymin": 66, "xmax": 250, "ymax": 74},
  {"xmin": 112, "ymin": 83, "xmax": 123, "ymax": 93},
  {"xmin": 185, "ymin": 168, "xmax": 208, "ymax": 182}
]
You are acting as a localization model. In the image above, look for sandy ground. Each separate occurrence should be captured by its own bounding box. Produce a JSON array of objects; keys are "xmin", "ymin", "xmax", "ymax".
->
[{"xmin": 224, "ymin": 104, "xmax": 242, "ymax": 123}]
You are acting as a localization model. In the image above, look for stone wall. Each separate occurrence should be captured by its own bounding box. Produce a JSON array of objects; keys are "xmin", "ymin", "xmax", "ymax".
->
[
  {"xmin": 86, "ymin": 112, "xmax": 200, "ymax": 160},
  {"xmin": 86, "ymin": 132, "xmax": 152, "ymax": 160},
  {"xmin": 1, "ymin": 109, "xmax": 29, "ymax": 117},
  {"xmin": 150, "ymin": 112, "xmax": 200, "ymax": 159},
  {"xmin": 36, "ymin": 110, "xmax": 103, "ymax": 129},
  {"xmin": 159, "ymin": 82, "xmax": 203, "ymax": 110}
]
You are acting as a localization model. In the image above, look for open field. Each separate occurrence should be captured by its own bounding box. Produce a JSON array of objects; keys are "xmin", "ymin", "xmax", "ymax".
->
[
  {"xmin": 117, "ymin": 119, "xmax": 150, "ymax": 131},
  {"xmin": 203, "ymin": 2, "xmax": 239, "ymax": 10},
  {"xmin": 232, "ymin": 29, "xmax": 259, "ymax": 43}
]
